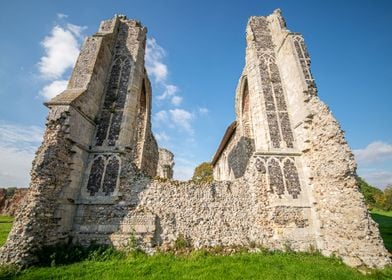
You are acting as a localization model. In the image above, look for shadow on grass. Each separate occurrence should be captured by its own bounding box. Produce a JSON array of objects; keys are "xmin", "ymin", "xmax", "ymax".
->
[{"xmin": 371, "ymin": 213, "xmax": 392, "ymax": 252}]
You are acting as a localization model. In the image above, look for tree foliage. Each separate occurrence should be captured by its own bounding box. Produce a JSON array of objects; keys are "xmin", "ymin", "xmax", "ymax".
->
[
  {"xmin": 357, "ymin": 177, "xmax": 392, "ymax": 211},
  {"xmin": 2, "ymin": 187, "xmax": 16, "ymax": 199},
  {"xmin": 357, "ymin": 177, "xmax": 383, "ymax": 205},
  {"xmin": 192, "ymin": 162, "xmax": 213, "ymax": 183}
]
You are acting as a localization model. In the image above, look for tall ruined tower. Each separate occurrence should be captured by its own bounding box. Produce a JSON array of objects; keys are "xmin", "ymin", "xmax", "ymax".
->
[
  {"xmin": 0, "ymin": 15, "xmax": 162, "ymax": 265},
  {"xmin": 211, "ymin": 9, "xmax": 390, "ymax": 267},
  {"xmin": 1, "ymin": 11, "xmax": 390, "ymax": 269}
]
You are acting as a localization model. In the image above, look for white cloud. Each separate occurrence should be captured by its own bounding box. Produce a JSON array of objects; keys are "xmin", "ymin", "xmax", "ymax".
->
[
  {"xmin": 198, "ymin": 107, "xmax": 209, "ymax": 116},
  {"xmin": 174, "ymin": 165, "xmax": 194, "ymax": 181},
  {"xmin": 171, "ymin": 96, "xmax": 183, "ymax": 106},
  {"xmin": 154, "ymin": 110, "xmax": 168, "ymax": 123},
  {"xmin": 57, "ymin": 13, "xmax": 68, "ymax": 19},
  {"xmin": 66, "ymin": 23, "xmax": 87, "ymax": 38},
  {"xmin": 0, "ymin": 122, "xmax": 44, "ymax": 187},
  {"xmin": 39, "ymin": 80, "xmax": 68, "ymax": 100},
  {"xmin": 169, "ymin": 109, "xmax": 194, "ymax": 134},
  {"xmin": 145, "ymin": 38, "xmax": 186, "ymax": 107},
  {"xmin": 157, "ymin": 84, "xmax": 178, "ymax": 100},
  {"xmin": 155, "ymin": 131, "xmax": 170, "ymax": 142},
  {"xmin": 38, "ymin": 24, "xmax": 84, "ymax": 80},
  {"xmin": 0, "ymin": 122, "xmax": 43, "ymax": 148},
  {"xmin": 145, "ymin": 38, "xmax": 168, "ymax": 83},
  {"xmin": 154, "ymin": 109, "xmax": 194, "ymax": 135},
  {"xmin": 37, "ymin": 17, "xmax": 86, "ymax": 101},
  {"xmin": 149, "ymin": 62, "xmax": 168, "ymax": 83},
  {"xmin": 359, "ymin": 170, "xmax": 392, "ymax": 190},
  {"xmin": 353, "ymin": 141, "xmax": 392, "ymax": 165}
]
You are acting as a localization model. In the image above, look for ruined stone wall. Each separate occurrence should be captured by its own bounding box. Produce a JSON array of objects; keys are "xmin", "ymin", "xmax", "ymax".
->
[
  {"xmin": 157, "ymin": 148, "xmax": 174, "ymax": 179},
  {"xmin": 75, "ymin": 157, "xmax": 316, "ymax": 253},
  {"xmin": 0, "ymin": 111, "xmax": 73, "ymax": 266}
]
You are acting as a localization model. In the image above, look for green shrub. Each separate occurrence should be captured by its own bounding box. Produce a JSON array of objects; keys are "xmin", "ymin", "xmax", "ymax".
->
[{"xmin": 174, "ymin": 234, "xmax": 191, "ymax": 250}]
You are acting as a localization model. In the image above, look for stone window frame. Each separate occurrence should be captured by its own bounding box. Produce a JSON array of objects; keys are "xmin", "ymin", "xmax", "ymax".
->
[
  {"xmin": 260, "ymin": 54, "xmax": 295, "ymax": 149},
  {"xmin": 85, "ymin": 153, "xmax": 122, "ymax": 197},
  {"xmin": 256, "ymin": 156, "xmax": 302, "ymax": 199},
  {"xmin": 291, "ymin": 35, "xmax": 314, "ymax": 87},
  {"xmin": 94, "ymin": 55, "xmax": 132, "ymax": 147}
]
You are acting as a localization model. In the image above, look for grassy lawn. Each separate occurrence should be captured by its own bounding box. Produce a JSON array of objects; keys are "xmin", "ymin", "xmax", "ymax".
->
[
  {"xmin": 0, "ymin": 216, "xmax": 12, "ymax": 246},
  {"xmin": 1, "ymin": 251, "xmax": 391, "ymax": 280},
  {"xmin": 0, "ymin": 213, "xmax": 391, "ymax": 279}
]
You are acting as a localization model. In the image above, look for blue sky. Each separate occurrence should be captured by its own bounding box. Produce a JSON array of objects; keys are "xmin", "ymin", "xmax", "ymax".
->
[{"xmin": 0, "ymin": 0, "xmax": 391, "ymax": 188}]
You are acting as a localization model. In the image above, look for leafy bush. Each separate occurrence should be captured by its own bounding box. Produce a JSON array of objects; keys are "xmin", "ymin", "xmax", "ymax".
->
[{"xmin": 192, "ymin": 162, "xmax": 213, "ymax": 183}]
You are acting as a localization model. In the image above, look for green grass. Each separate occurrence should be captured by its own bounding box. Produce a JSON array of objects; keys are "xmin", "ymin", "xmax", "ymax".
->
[
  {"xmin": 1, "ymin": 251, "xmax": 392, "ymax": 280},
  {"xmin": 371, "ymin": 209, "xmax": 392, "ymax": 252},
  {"xmin": 0, "ymin": 216, "xmax": 12, "ymax": 246},
  {"xmin": 0, "ymin": 213, "xmax": 392, "ymax": 280}
]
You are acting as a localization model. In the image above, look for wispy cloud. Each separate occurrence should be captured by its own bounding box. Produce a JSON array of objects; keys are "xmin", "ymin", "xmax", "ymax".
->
[
  {"xmin": 155, "ymin": 131, "xmax": 170, "ymax": 142},
  {"xmin": 39, "ymin": 80, "xmax": 68, "ymax": 100},
  {"xmin": 353, "ymin": 141, "xmax": 392, "ymax": 165},
  {"xmin": 358, "ymin": 169, "xmax": 392, "ymax": 189},
  {"xmin": 157, "ymin": 84, "xmax": 178, "ymax": 100},
  {"xmin": 169, "ymin": 109, "xmax": 194, "ymax": 134},
  {"xmin": 145, "ymin": 38, "xmax": 183, "ymax": 105},
  {"xmin": 175, "ymin": 166, "xmax": 195, "ymax": 181},
  {"xmin": 146, "ymin": 37, "xmax": 210, "ymax": 180},
  {"xmin": 198, "ymin": 107, "xmax": 209, "ymax": 116},
  {"xmin": 38, "ymin": 14, "xmax": 86, "ymax": 100},
  {"xmin": 154, "ymin": 110, "xmax": 169, "ymax": 123},
  {"xmin": 154, "ymin": 109, "xmax": 194, "ymax": 135},
  {"xmin": 145, "ymin": 38, "xmax": 168, "ymax": 83},
  {"xmin": 56, "ymin": 13, "xmax": 68, "ymax": 19},
  {"xmin": 354, "ymin": 141, "xmax": 392, "ymax": 189},
  {"xmin": 0, "ymin": 122, "xmax": 44, "ymax": 187},
  {"xmin": 171, "ymin": 96, "xmax": 183, "ymax": 106}
]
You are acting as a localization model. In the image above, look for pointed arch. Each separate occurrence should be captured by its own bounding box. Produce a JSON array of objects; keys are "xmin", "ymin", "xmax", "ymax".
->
[{"xmin": 241, "ymin": 77, "xmax": 252, "ymax": 138}]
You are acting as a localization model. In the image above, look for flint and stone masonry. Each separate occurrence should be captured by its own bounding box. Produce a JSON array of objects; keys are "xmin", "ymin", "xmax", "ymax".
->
[{"xmin": 0, "ymin": 10, "xmax": 390, "ymax": 268}]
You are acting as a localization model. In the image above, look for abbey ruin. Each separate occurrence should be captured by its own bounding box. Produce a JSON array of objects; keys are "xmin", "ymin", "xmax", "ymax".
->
[{"xmin": 0, "ymin": 10, "xmax": 390, "ymax": 268}]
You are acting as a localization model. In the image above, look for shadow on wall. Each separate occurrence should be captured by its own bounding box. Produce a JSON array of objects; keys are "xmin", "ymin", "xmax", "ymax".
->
[{"xmin": 228, "ymin": 137, "xmax": 255, "ymax": 179}]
